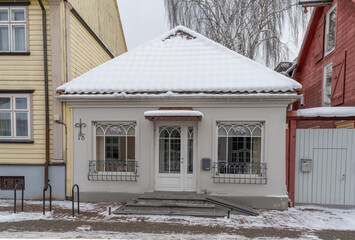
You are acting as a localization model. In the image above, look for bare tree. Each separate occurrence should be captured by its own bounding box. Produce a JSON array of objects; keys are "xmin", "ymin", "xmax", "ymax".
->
[{"xmin": 165, "ymin": 0, "xmax": 309, "ymax": 67}]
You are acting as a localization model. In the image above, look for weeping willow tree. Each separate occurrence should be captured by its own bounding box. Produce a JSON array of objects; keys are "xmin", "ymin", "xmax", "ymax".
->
[{"xmin": 165, "ymin": 0, "xmax": 309, "ymax": 67}]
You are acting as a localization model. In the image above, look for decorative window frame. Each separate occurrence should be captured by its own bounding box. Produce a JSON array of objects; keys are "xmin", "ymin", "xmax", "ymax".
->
[
  {"xmin": 324, "ymin": 3, "xmax": 337, "ymax": 57},
  {"xmin": 0, "ymin": 93, "xmax": 32, "ymax": 141},
  {"xmin": 0, "ymin": 6, "xmax": 29, "ymax": 54},
  {"xmin": 322, "ymin": 62, "xmax": 333, "ymax": 107},
  {"xmin": 89, "ymin": 121, "xmax": 138, "ymax": 181},
  {"xmin": 214, "ymin": 121, "xmax": 267, "ymax": 184}
]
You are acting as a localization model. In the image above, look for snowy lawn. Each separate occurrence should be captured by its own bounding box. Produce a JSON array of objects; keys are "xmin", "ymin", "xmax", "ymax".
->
[{"xmin": 0, "ymin": 200, "xmax": 354, "ymax": 231}]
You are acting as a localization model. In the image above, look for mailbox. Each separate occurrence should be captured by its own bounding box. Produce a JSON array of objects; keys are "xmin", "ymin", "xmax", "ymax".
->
[
  {"xmin": 202, "ymin": 158, "xmax": 211, "ymax": 170},
  {"xmin": 301, "ymin": 159, "xmax": 312, "ymax": 173}
]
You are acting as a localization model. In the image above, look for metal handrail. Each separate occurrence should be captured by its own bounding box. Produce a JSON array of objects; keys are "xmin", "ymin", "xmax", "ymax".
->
[
  {"xmin": 14, "ymin": 183, "xmax": 24, "ymax": 213},
  {"xmin": 72, "ymin": 184, "xmax": 79, "ymax": 217},
  {"xmin": 43, "ymin": 184, "xmax": 52, "ymax": 215}
]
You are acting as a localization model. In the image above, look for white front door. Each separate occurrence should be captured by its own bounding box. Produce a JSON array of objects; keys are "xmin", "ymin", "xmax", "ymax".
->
[{"xmin": 154, "ymin": 123, "xmax": 196, "ymax": 191}]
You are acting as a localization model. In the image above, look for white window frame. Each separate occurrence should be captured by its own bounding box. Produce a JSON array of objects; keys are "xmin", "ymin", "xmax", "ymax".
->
[
  {"xmin": 0, "ymin": 6, "xmax": 27, "ymax": 52},
  {"xmin": 216, "ymin": 122, "xmax": 264, "ymax": 176},
  {"xmin": 93, "ymin": 122, "xmax": 137, "ymax": 174},
  {"xmin": 324, "ymin": 3, "xmax": 337, "ymax": 56},
  {"xmin": 322, "ymin": 62, "xmax": 333, "ymax": 107},
  {"xmin": 0, "ymin": 94, "xmax": 31, "ymax": 139}
]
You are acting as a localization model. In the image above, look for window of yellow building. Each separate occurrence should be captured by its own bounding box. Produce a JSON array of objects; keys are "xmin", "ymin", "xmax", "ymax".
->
[
  {"xmin": 0, "ymin": 94, "xmax": 30, "ymax": 139},
  {"xmin": 0, "ymin": 7, "xmax": 27, "ymax": 52}
]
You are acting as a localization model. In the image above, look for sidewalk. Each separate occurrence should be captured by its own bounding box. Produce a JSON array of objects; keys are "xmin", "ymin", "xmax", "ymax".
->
[{"xmin": 1, "ymin": 200, "xmax": 354, "ymax": 239}]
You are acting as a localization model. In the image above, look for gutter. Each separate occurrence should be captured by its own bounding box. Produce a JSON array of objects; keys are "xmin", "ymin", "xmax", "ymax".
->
[{"xmin": 38, "ymin": 0, "xmax": 50, "ymax": 186}]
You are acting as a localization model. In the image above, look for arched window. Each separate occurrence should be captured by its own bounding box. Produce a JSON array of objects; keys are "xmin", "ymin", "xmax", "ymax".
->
[
  {"xmin": 217, "ymin": 123, "xmax": 262, "ymax": 174},
  {"xmin": 95, "ymin": 122, "xmax": 136, "ymax": 172}
]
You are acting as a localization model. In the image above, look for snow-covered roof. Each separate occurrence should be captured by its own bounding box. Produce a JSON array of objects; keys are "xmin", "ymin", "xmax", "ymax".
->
[
  {"xmin": 144, "ymin": 110, "xmax": 203, "ymax": 117},
  {"xmin": 297, "ymin": 107, "xmax": 355, "ymax": 117},
  {"xmin": 57, "ymin": 26, "xmax": 302, "ymax": 98}
]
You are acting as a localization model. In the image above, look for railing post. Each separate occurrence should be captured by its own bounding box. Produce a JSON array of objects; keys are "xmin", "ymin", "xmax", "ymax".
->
[
  {"xmin": 72, "ymin": 184, "xmax": 79, "ymax": 217},
  {"xmin": 43, "ymin": 184, "xmax": 52, "ymax": 215},
  {"xmin": 14, "ymin": 183, "xmax": 24, "ymax": 213}
]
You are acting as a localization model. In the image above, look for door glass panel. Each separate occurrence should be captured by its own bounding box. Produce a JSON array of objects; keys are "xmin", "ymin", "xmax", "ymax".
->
[
  {"xmin": 159, "ymin": 127, "xmax": 181, "ymax": 173},
  {"xmin": 187, "ymin": 127, "xmax": 193, "ymax": 174}
]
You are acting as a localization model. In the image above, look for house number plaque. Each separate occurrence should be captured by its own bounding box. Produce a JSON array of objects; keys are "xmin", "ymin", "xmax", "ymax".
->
[{"xmin": 75, "ymin": 118, "xmax": 86, "ymax": 140}]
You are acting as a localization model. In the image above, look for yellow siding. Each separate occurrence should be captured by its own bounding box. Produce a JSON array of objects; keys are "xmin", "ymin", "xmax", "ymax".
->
[
  {"xmin": 68, "ymin": 0, "xmax": 126, "ymax": 57},
  {"xmin": 0, "ymin": 0, "xmax": 54, "ymax": 164},
  {"xmin": 69, "ymin": 12, "xmax": 112, "ymax": 78}
]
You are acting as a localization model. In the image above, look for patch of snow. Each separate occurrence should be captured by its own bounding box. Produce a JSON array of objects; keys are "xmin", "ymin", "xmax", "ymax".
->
[
  {"xmin": 1, "ymin": 200, "xmax": 355, "ymax": 232},
  {"xmin": 57, "ymin": 26, "xmax": 302, "ymax": 97},
  {"xmin": 0, "ymin": 231, "xmax": 251, "ymax": 240},
  {"xmin": 57, "ymin": 92, "xmax": 300, "ymax": 100},
  {"xmin": 297, "ymin": 107, "xmax": 355, "ymax": 117},
  {"xmin": 144, "ymin": 110, "xmax": 203, "ymax": 117}
]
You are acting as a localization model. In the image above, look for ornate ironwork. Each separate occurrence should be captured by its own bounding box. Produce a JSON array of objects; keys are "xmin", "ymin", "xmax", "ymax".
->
[
  {"xmin": 213, "ymin": 162, "xmax": 267, "ymax": 184},
  {"xmin": 88, "ymin": 160, "xmax": 138, "ymax": 181},
  {"xmin": 75, "ymin": 118, "xmax": 86, "ymax": 140}
]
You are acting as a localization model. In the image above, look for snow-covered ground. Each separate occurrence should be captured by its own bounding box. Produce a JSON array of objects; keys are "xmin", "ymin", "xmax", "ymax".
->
[
  {"xmin": 1, "ymin": 200, "xmax": 354, "ymax": 239},
  {"xmin": 1, "ymin": 200, "xmax": 355, "ymax": 231}
]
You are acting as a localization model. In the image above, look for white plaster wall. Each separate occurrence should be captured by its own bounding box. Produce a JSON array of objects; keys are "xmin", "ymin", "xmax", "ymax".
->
[{"xmin": 71, "ymin": 98, "xmax": 288, "ymax": 197}]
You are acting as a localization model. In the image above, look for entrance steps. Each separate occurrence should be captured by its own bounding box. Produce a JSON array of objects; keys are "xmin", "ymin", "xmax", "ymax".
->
[{"xmin": 113, "ymin": 192, "xmax": 258, "ymax": 217}]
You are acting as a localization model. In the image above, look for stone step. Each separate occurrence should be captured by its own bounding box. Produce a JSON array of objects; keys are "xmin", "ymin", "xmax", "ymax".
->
[
  {"xmin": 123, "ymin": 203, "xmax": 216, "ymax": 212},
  {"xmin": 113, "ymin": 206, "xmax": 227, "ymax": 218},
  {"xmin": 132, "ymin": 198, "xmax": 210, "ymax": 206}
]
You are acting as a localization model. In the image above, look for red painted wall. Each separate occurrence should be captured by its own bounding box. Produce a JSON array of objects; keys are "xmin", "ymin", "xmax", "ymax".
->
[{"xmin": 294, "ymin": 0, "xmax": 355, "ymax": 128}]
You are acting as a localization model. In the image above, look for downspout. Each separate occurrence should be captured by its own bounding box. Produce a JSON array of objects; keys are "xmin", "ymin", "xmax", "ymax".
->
[{"xmin": 38, "ymin": 0, "xmax": 50, "ymax": 186}]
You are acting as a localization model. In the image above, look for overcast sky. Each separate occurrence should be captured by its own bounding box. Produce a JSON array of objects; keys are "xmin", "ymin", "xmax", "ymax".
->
[
  {"xmin": 117, "ymin": 0, "xmax": 169, "ymax": 50},
  {"xmin": 117, "ymin": 0, "xmax": 306, "ymax": 64}
]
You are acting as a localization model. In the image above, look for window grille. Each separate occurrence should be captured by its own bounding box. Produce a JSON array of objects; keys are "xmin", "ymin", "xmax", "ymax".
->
[{"xmin": 216, "ymin": 123, "xmax": 266, "ymax": 184}]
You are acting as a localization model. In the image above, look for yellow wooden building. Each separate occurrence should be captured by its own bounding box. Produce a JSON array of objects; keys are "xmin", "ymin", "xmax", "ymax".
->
[{"xmin": 0, "ymin": 0, "xmax": 126, "ymax": 199}]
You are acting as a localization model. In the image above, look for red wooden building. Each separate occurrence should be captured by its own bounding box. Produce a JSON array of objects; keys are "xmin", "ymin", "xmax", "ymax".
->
[{"xmin": 293, "ymin": 0, "xmax": 355, "ymax": 129}]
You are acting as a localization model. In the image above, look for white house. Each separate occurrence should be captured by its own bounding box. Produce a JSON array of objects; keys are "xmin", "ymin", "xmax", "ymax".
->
[{"xmin": 57, "ymin": 26, "xmax": 302, "ymax": 209}]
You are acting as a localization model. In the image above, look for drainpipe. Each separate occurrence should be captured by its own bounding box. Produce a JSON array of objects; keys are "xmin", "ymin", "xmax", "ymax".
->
[
  {"xmin": 38, "ymin": 0, "xmax": 50, "ymax": 186},
  {"xmin": 55, "ymin": 120, "xmax": 67, "ymax": 197}
]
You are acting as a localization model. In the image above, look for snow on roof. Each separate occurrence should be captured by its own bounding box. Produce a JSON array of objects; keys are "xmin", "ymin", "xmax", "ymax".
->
[
  {"xmin": 144, "ymin": 110, "xmax": 203, "ymax": 117},
  {"xmin": 57, "ymin": 26, "xmax": 302, "ymax": 97},
  {"xmin": 297, "ymin": 107, "xmax": 355, "ymax": 117}
]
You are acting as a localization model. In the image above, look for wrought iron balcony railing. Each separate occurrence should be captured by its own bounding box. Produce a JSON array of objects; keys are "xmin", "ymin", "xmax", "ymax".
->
[
  {"xmin": 213, "ymin": 161, "xmax": 267, "ymax": 184},
  {"xmin": 88, "ymin": 160, "xmax": 138, "ymax": 181}
]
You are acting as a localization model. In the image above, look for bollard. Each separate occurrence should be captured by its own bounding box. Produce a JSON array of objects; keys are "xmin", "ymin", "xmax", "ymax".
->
[
  {"xmin": 109, "ymin": 206, "xmax": 111, "ymax": 215},
  {"xmin": 43, "ymin": 184, "xmax": 52, "ymax": 215},
  {"xmin": 72, "ymin": 184, "xmax": 80, "ymax": 217},
  {"xmin": 14, "ymin": 183, "xmax": 24, "ymax": 213},
  {"xmin": 227, "ymin": 210, "xmax": 231, "ymax": 219}
]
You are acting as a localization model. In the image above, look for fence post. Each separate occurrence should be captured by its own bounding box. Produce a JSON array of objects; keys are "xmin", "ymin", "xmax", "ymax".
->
[
  {"xmin": 43, "ymin": 184, "xmax": 52, "ymax": 215},
  {"xmin": 14, "ymin": 183, "xmax": 24, "ymax": 213},
  {"xmin": 72, "ymin": 184, "xmax": 79, "ymax": 217}
]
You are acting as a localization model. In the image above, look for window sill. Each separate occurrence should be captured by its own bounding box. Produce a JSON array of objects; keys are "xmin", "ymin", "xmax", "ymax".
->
[
  {"xmin": 0, "ymin": 52, "xmax": 30, "ymax": 56},
  {"xmin": 0, "ymin": 139, "xmax": 34, "ymax": 143},
  {"xmin": 324, "ymin": 48, "xmax": 335, "ymax": 58}
]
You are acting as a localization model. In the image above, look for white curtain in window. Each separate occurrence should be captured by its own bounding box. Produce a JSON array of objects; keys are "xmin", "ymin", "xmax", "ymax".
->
[
  {"xmin": 12, "ymin": 25, "xmax": 25, "ymax": 51},
  {"xmin": 0, "ymin": 25, "xmax": 9, "ymax": 51},
  {"xmin": 0, "ymin": 112, "xmax": 11, "ymax": 136}
]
